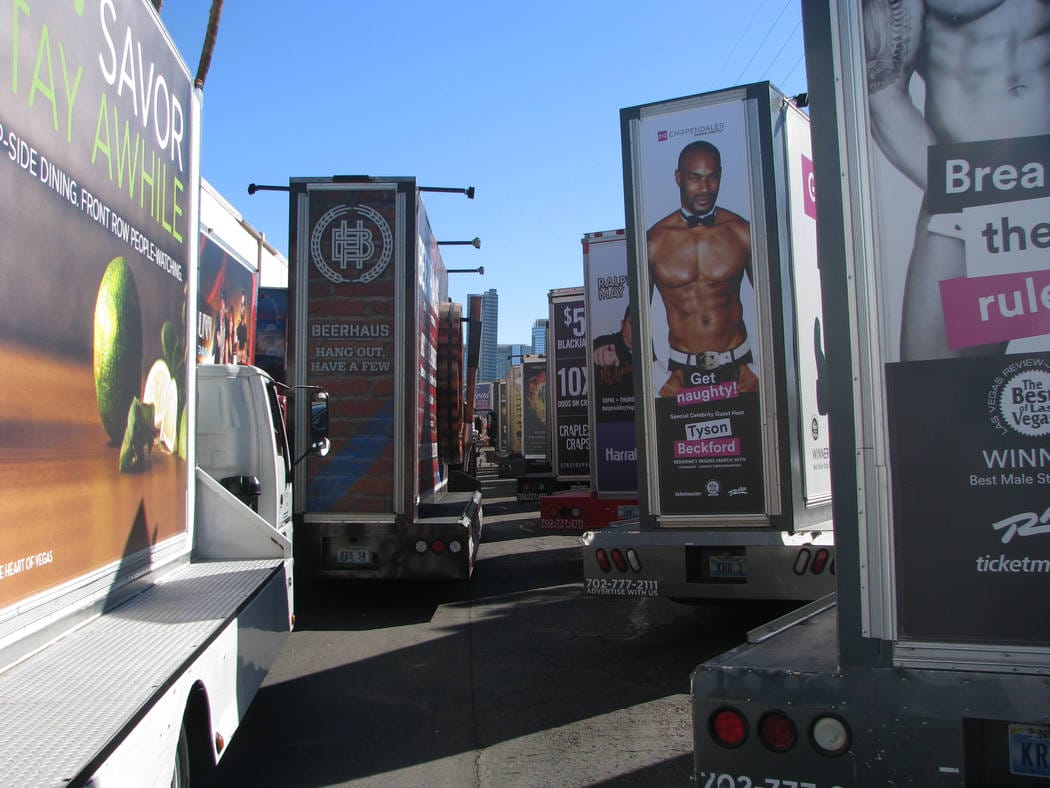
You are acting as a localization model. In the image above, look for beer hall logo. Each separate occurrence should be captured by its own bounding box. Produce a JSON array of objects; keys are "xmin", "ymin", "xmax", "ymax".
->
[
  {"xmin": 310, "ymin": 204, "xmax": 393, "ymax": 285},
  {"xmin": 988, "ymin": 357, "xmax": 1050, "ymax": 438}
]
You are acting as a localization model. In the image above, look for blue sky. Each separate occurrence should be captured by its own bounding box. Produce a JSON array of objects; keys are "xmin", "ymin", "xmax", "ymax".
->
[{"xmin": 159, "ymin": 1, "xmax": 807, "ymax": 345}]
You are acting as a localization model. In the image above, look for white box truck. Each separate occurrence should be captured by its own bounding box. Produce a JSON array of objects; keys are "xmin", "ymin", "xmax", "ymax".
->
[
  {"xmin": 0, "ymin": 2, "xmax": 328, "ymax": 783},
  {"xmin": 582, "ymin": 82, "xmax": 834, "ymax": 602},
  {"xmin": 691, "ymin": 5, "xmax": 1050, "ymax": 783}
]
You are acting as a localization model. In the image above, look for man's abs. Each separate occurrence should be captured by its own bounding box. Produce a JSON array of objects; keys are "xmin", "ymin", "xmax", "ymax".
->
[{"xmin": 922, "ymin": 0, "xmax": 1050, "ymax": 141}]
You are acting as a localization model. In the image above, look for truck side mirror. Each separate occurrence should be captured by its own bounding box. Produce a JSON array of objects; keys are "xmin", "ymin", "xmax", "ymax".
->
[{"xmin": 310, "ymin": 391, "xmax": 330, "ymax": 456}]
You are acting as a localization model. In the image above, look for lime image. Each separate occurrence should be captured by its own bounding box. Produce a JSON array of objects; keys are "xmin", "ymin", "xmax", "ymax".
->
[
  {"xmin": 142, "ymin": 359, "xmax": 179, "ymax": 453},
  {"xmin": 94, "ymin": 257, "xmax": 143, "ymax": 444}
]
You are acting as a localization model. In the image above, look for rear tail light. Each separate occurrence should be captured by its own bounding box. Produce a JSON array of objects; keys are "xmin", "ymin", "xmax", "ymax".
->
[
  {"xmin": 595, "ymin": 549, "xmax": 611, "ymax": 573},
  {"xmin": 610, "ymin": 549, "xmax": 627, "ymax": 572},
  {"xmin": 758, "ymin": 711, "xmax": 797, "ymax": 752},
  {"xmin": 811, "ymin": 715, "xmax": 850, "ymax": 756},
  {"xmin": 811, "ymin": 548, "xmax": 830, "ymax": 574},
  {"xmin": 793, "ymin": 548, "xmax": 811, "ymax": 574},
  {"xmin": 625, "ymin": 549, "xmax": 641, "ymax": 572},
  {"xmin": 710, "ymin": 707, "xmax": 748, "ymax": 748},
  {"xmin": 431, "ymin": 540, "xmax": 446, "ymax": 553}
]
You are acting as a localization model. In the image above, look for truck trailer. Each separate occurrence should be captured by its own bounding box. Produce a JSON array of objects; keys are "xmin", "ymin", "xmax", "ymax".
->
[
  {"xmin": 691, "ymin": 5, "xmax": 1050, "ymax": 784},
  {"xmin": 540, "ymin": 231, "xmax": 640, "ymax": 533},
  {"xmin": 582, "ymin": 82, "xmax": 835, "ymax": 603},
  {"xmin": 0, "ymin": 2, "xmax": 328, "ymax": 783},
  {"xmin": 514, "ymin": 353, "xmax": 553, "ymax": 502},
  {"xmin": 531, "ymin": 287, "xmax": 594, "ymax": 519},
  {"xmin": 285, "ymin": 177, "xmax": 482, "ymax": 581}
]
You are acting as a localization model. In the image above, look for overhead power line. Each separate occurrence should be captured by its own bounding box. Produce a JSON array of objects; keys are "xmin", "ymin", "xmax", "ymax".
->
[{"xmin": 734, "ymin": 0, "xmax": 793, "ymax": 84}]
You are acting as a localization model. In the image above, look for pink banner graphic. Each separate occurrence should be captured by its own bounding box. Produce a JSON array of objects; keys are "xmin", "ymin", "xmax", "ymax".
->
[
  {"xmin": 802, "ymin": 154, "xmax": 817, "ymax": 220},
  {"xmin": 675, "ymin": 380, "xmax": 739, "ymax": 407},
  {"xmin": 940, "ymin": 270, "xmax": 1050, "ymax": 349}
]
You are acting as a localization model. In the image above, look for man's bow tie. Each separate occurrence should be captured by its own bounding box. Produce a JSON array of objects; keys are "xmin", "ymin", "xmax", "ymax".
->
[{"xmin": 683, "ymin": 210, "xmax": 716, "ymax": 228}]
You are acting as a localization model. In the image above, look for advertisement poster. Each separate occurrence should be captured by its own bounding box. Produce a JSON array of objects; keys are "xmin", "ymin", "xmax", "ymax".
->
[
  {"xmin": 0, "ymin": 0, "xmax": 195, "ymax": 606},
  {"xmin": 196, "ymin": 233, "xmax": 257, "ymax": 366},
  {"xmin": 507, "ymin": 364, "xmax": 522, "ymax": 456},
  {"xmin": 859, "ymin": 5, "xmax": 1050, "ymax": 644},
  {"xmin": 585, "ymin": 234, "xmax": 638, "ymax": 495},
  {"xmin": 299, "ymin": 187, "xmax": 398, "ymax": 514},
  {"xmin": 474, "ymin": 381, "xmax": 493, "ymax": 413},
  {"xmin": 550, "ymin": 293, "xmax": 589, "ymax": 479},
  {"xmin": 521, "ymin": 357, "xmax": 548, "ymax": 459},
  {"xmin": 784, "ymin": 109, "xmax": 832, "ymax": 505},
  {"xmin": 418, "ymin": 204, "xmax": 447, "ymax": 498},
  {"xmin": 256, "ymin": 286, "xmax": 287, "ymax": 382},
  {"xmin": 634, "ymin": 97, "xmax": 764, "ymax": 515}
]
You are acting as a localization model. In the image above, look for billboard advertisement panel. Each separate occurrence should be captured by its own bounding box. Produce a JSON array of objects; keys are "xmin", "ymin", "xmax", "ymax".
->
[
  {"xmin": 550, "ymin": 291, "xmax": 589, "ymax": 479},
  {"xmin": 854, "ymin": 4, "xmax": 1050, "ymax": 645},
  {"xmin": 418, "ymin": 202, "xmax": 447, "ymax": 498},
  {"xmin": 0, "ymin": 0, "xmax": 196, "ymax": 606},
  {"xmin": 630, "ymin": 95, "xmax": 765, "ymax": 515},
  {"xmin": 197, "ymin": 233, "xmax": 258, "ymax": 366},
  {"xmin": 521, "ymin": 356, "xmax": 548, "ymax": 460},
  {"xmin": 256, "ymin": 286, "xmax": 287, "ymax": 382},
  {"xmin": 784, "ymin": 108, "xmax": 831, "ymax": 506},
  {"xmin": 295, "ymin": 185, "xmax": 399, "ymax": 514},
  {"xmin": 584, "ymin": 233, "xmax": 638, "ymax": 495}
]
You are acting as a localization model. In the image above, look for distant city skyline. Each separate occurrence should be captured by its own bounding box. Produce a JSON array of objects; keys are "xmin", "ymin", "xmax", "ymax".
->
[{"xmin": 473, "ymin": 287, "xmax": 552, "ymax": 382}]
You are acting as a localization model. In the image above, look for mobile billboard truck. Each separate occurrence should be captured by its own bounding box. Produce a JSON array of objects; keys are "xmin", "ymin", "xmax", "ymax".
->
[
  {"xmin": 540, "ymin": 238, "xmax": 640, "ymax": 531},
  {"xmin": 0, "ymin": 2, "xmax": 328, "ymax": 784},
  {"xmin": 496, "ymin": 363, "xmax": 525, "ymax": 478},
  {"xmin": 582, "ymin": 83, "xmax": 834, "ymax": 603},
  {"xmin": 286, "ymin": 177, "xmax": 482, "ymax": 580},
  {"xmin": 514, "ymin": 353, "xmax": 552, "ymax": 502},
  {"xmin": 690, "ymin": 6, "xmax": 1050, "ymax": 784},
  {"xmin": 528, "ymin": 288, "xmax": 593, "ymax": 515}
]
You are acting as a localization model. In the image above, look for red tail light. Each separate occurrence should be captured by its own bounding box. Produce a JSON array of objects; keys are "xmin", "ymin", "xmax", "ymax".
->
[
  {"xmin": 811, "ymin": 548, "xmax": 830, "ymax": 574},
  {"xmin": 758, "ymin": 711, "xmax": 797, "ymax": 752},
  {"xmin": 610, "ymin": 549, "xmax": 627, "ymax": 572},
  {"xmin": 710, "ymin": 708, "xmax": 747, "ymax": 748},
  {"xmin": 595, "ymin": 549, "xmax": 611, "ymax": 573}
]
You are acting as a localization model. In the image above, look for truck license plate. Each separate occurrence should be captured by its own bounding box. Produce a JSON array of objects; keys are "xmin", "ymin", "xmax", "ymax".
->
[
  {"xmin": 1009, "ymin": 723, "xmax": 1050, "ymax": 779},
  {"xmin": 709, "ymin": 554, "xmax": 747, "ymax": 579},
  {"xmin": 336, "ymin": 548, "xmax": 371, "ymax": 565}
]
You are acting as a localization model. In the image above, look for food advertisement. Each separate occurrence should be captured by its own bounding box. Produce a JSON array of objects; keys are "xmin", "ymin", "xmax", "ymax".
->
[{"xmin": 0, "ymin": 0, "xmax": 196, "ymax": 607}]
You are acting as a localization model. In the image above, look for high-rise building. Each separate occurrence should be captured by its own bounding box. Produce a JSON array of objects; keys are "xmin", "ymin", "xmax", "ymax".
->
[
  {"xmin": 494, "ymin": 343, "xmax": 529, "ymax": 382},
  {"xmin": 531, "ymin": 319, "xmax": 548, "ymax": 356},
  {"xmin": 472, "ymin": 288, "xmax": 499, "ymax": 382}
]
